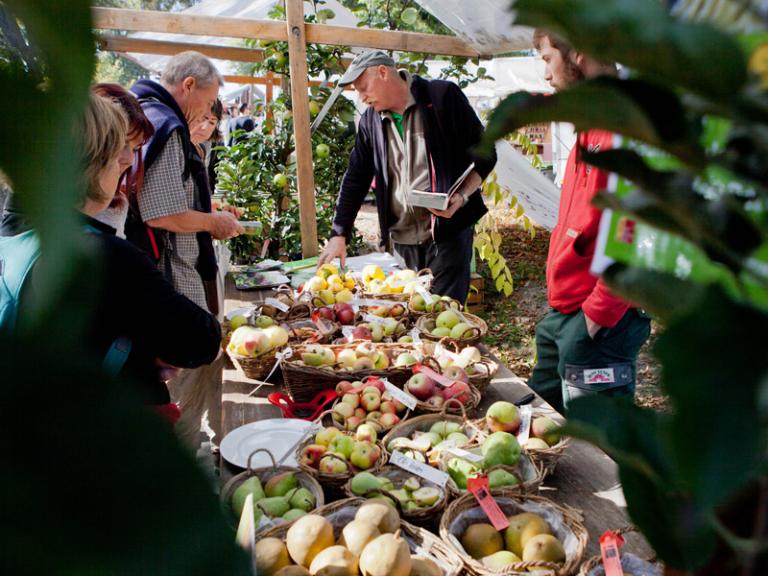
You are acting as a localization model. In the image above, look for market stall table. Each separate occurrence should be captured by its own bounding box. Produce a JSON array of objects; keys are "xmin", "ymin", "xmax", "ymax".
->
[{"xmin": 219, "ymin": 273, "xmax": 653, "ymax": 561}]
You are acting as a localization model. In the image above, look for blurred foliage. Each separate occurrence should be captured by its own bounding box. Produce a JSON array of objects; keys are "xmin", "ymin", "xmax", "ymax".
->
[
  {"xmin": 483, "ymin": 0, "xmax": 768, "ymax": 572},
  {"xmin": 0, "ymin": 1, "xmax": 253, "ymax": 573},
  {"xmin": 93, "ymin": 50, "xmax": 149, "ymax": 85}
]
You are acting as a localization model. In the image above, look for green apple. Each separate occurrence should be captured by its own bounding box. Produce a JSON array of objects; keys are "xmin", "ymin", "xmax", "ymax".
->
[
  {"xmin": 315, "ymin": 143, "xmax": 330, "ymax": 158},
  {"xmin": 272, "ymin": 173, "xmax": 289, "ymax": 189},
  {"xmin": 436, "ymin": 310, "xmax": 461, "ymax": 329}
]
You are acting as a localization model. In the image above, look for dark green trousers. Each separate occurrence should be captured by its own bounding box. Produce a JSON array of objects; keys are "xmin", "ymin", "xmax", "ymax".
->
[{"xmin": 528, "ymin": 308, "xmax": 651, "ymax": 414}]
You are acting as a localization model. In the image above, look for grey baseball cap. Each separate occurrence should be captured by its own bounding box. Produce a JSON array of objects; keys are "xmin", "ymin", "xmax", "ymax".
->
[{"xmin": 338, "ymin": 50, "xmax": 396, "ymax": 86}]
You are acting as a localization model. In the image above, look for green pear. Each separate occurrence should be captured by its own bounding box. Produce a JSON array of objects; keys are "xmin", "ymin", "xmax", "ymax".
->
[
  {"xmin": 350, "ymin": 471, "xmax": 384, "ymax": 496},
  {"xmin": 282, "ymin": 508, "xmax": 307, "ymax": 522},
  {"xmin": 256, "ymin": 496, "xmax": 291, "ymax": 518},
  {"xmin": 482, "ymin": 431, "xmax": 521, "ymax": 468},
  {"xmin": 265, "ymin": 472, "xmax": 299, "ymax": 498},
  {"xmin": 488, "ymin": 469, "xmax": 519, "ymax": 489},
  {"xmin": 288, "ymin": 487, "xmax": 316, "ymax": 512},
  {"xmin": 232, "ymin": 476, "xmax": 265, "ymax": 517},
  {"xmin": 447, "ymin": 457, "xmax": 480, "ymax": 490}
]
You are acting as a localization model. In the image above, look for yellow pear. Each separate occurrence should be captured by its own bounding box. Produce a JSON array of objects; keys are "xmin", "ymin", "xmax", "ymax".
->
[
  {"xmin": 521, "ymin": 534, "xmax": 566, "ymax": 563},
  {"xmin": 274, "ymin": 567, "xmax": 311, "ymax": 576},
  {"xmin": 359, "ymin": 532, "xmax": 411, "ymax": 576},
  {"xmin": 254, "ymin": 537, "xmax": 291, "ymax": 575},
  {"xmin": 308, "ymin": 545, "xmax": 358, "ymax": 576},
  {"xmin": 503, "ymin": 512, "xmax": 551, "ymax": 556},
  {"xmin": 408, "ymin": 556, "xmax": 442, "ymax": 576},
  {"xmin": 339, "ymin": 520, "xmax": 381, "ymax": 557},
  {"xmin": 286, "ymin": 514, "xmax": 335, "ymax": 568},
  {"xmin": 481, "ymin": 550, "xmax": 521, "ymax": 570},
  {"xmin": 460, "ymin": 523, "xmax": 503, "ymax": 559},
  {"xmin": 354, "ymin": 501, "xmax": 400, "ymax": 534}
]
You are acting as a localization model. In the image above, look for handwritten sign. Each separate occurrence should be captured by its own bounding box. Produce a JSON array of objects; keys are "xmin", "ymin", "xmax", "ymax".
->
[
  {"xmin": 467, "ymin": 476, "xmax": 509, "ymax": 531},
  {"xmin": 265, "ymin": 297, "xmax": 290, "ymax": 312},
  {"xmin": 390, "ymin": 451, "xmax": 449, "ymax": 487},
  {"xmin": 383, "ymin": 379, "xmax": 417, "ymax": 410},
  {"xmin": 518, "ymin": 405, "xmax": 532, "ymax": 445},
  {"xmin": 363, "ymin": 313, "xmax": 388, "ymax": 325},
  {"xmin": 443, "ymin": 445, "xmax": 484, "ymax": 464}
]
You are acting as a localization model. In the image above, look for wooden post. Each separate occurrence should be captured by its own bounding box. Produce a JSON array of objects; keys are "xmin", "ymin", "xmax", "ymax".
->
[
  {"xmin": 285, "ymin": 0, "xmax": 318, "ymax": 258},
  {"xmin": 265, "ymin": 71, "xmax": 274, "ymax": 132}
]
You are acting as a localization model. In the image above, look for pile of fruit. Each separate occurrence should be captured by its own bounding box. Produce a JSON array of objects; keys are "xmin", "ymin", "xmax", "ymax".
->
[
  {"xmin": 418, "ymin": 309, "xmax": 481, "ymax": 341},
  {"xmin": 361, "ymin": 265, "xmax": 427, "ymax": 296},
  {"xmin": 230, "ymin": 472, "xmax": 317, "ymax": 525},
  {"xmin": 408, "ymin": 292, "xmax": 460, "ymax": 314},
  {"xmin": 352, "ymin": 317, "xmax": 409, "ymax": 343},
  {"xmin": 313, "ymin": 302, "xmax": 357, "ymax": 326},
  {"xmin": 227, "ymin": 324, "xmax": 290, "ymax": 357},
  {"xmin": 333, "ymin": 378, "xmax": 409, "ymax": 431},
  {"xmin": 444, "ymin": 431, "xmax": 523, "ymax": 491},
  {"xmin": 299, "ymin": 426, "xmax": 383, "ymax": 475},
  {"xmin": 255, "ymin": 501, "xmax": 441, "ymax": 576},
  {"xmin": 349, "ymin": 471, "xmax": 443, "ymax": 512},
  {"xmin": 386, "ymin": 420, "xmax": 473, "ymax": 467},
  {"xmin": 459, "ymin": 511, "xmax": 566, "ymax": 570},
  {"xmin": 428, "ymin": 345, "xmax": 491, "ymax": 379},
  {"xmin": 404, "ymin": 366, "xmax": 475, "ymax": 410},
  {"xmin": 485, "ymin": 401, "xmax": 563, "ymax": 450},
  {"xmin": 305, "ymin": 264, "xmax": 356, "ymax": 305},
  {"xmin": 296, "ymin": 342, "xmax": 421, "ymax": 373}
]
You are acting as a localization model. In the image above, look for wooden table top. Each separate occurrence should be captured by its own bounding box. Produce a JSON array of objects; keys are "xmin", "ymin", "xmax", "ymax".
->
[{"xmin": 219, "ymin": 274, "xmax": 653, "ymax": 560}]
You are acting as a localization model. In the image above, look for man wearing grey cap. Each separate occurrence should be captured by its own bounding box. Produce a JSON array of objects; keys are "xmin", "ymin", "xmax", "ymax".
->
[{"xmin": 318, "ymin": 50, "xmax": 497, "ymax": 302}]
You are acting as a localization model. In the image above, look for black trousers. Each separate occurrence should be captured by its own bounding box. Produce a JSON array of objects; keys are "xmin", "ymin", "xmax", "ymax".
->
[{"xmin": 392, "ymin": 226, "xmax": 474, "ymax": 302}]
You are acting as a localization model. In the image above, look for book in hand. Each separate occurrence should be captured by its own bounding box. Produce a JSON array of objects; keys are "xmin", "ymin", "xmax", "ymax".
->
[{"xmin": 407, "ymin": 163, "xmax": 475, "ymax": 210}]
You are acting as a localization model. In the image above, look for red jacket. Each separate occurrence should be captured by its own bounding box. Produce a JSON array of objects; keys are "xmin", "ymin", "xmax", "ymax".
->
[{"xmin": 546, "ymin": 130, "xmax": 630, "ymax": 328}]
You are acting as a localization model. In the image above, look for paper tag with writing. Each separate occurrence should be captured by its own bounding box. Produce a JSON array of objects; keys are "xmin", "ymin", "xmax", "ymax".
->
[
  {"xmin": 467, "ymin": 476, "xmax": 510, "ymax": 531},
  {"xmin": 414, "ymin": 364, "xmax": 454, "ymax": 387},
  {"xmin": 383, "ymin": 379, "xmax": 417, "ymax": 410},
  {"xmin": 444, "ymin": 446, "xmax": 484, "ymax": 464},
  {"xmin": 414, "ymin": 284, "xmax": 432, "ymax": 302},
  {"xmin": 599, "ymin": 530, "xmax": 626, "ymax": 576},
  {"xmin": 265, "ymin": 297, "xmax": 290, "ymax": 312},
  {"xmin": 518, "ymin": 405, "xmax": 532, "ymax": 445},
  {"xmin": 416, "ymin": 274, "xmax": 434, "ymax": 286},
  {"xmin": 342, "ymin": 326, "xmax": 356, "ymax": 342},
  {"xmin": 390, "ymin": 451, "xmax": 449, "ymax": 487},
  {"xmin": 363, "ymin": 313, "xmax": 388, "ymax": 325},
  {"xmin": 409, "ymin": 329, "xmax": 422, "ymax": 344}
]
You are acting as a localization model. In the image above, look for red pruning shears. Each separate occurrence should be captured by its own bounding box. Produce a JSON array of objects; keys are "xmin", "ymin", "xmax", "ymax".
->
[{"xmin": 267, "ymin": 389, "xmax": 337, "ymax": 420}]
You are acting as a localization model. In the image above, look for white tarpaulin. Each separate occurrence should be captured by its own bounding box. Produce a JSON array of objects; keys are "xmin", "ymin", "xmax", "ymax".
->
[{"xmin": 417, "ymin": 0, "xmax": 533, "ymax": 54}]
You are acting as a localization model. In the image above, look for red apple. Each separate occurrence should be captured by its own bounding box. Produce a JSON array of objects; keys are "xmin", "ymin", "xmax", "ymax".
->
[
  {"xmin": 405, "ymin": 373, "xmax": 436, "ymax": 401},
  {"xmin": 443, "ymin": 381, "xmax": 472, "ymax": 404},
  {"xmin": 380, "ymin": 401, "xmax": 396, "ymax": 414},
  {"xmin": 352, "ymin": 325, "xmax": 372, "ymax": 340},
  {"xmin": 337, "ymin": 308, "xmax": 356, "ymax": 325},
  {"xmin": 379, "ymin": 413, "xmax": 400, "ymax": 428},
  {"xmin": 346, "ymin": 416, "xmax": 363, "ymax": 431},
  {"xmin": 361, "ymin": 391, "xmax": 381, "ymax": 412},
  {"xmin": 363, "ymin": 377, "xmax": 386, "ymax": 393},
  {"xmin": 443, "ymin": 365, "xmax": 469, "ymax": 384},
  {"xmin": 354, "ymin": 407, "xmax": 367, "ymax": 420},
  {"xmin": 315, "ymin": 306, "xmax": 336, "ymax": 321},
  {"xmin": 300, "ymin": 444, "xmax": 326, "ymax": 468},
  {"xmin": 425, "ymin": 395, "xmax": 445, "ymax": 409}
]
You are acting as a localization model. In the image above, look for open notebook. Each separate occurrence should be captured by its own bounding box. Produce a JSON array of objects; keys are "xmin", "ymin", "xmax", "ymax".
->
[{"xmin": 407, "ymin": 162, "xmax": 475, "ymax": 210}]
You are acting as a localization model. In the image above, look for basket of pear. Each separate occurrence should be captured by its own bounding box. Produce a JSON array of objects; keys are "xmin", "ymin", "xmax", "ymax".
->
[
  {"xmin": 473, "ymin": 401, "xmax": 570, "ymax": 475},
  {"xmin": 344, "ymin": 466, "xmax": 448, "ymax": 525},
  {"xmin": 359, "ymin": 265, "xmax": 433, "ymax": 301},
  {"xmin": 282, "ymin": 341, "xmax": 421, "ymax": 402},
  {"xmin": 440, "ymin": 489, "xmax": 588, "ymax": 575},
  {"xmin": 425, "ymin": 342, "xmax": 499, "ymax": 395},
  {"xmin": 296, "ymin": 416, "xmax": 387, "ymax": 490},
  {"xmin": 225, "ymin": 323, "xmax": 290, "ymax": 381},
  {"xmin": 257, "ymin": 497, "xmax": 464, "ymax": 576},
  {"xmin": 416, "ymin": 309, "xmax": 487, "ymax": 349},
  {"xmin": 332, "ymin": 376, "xmax": 410, "ymax": 434},
  {"xmin": 408, "ymin": 292, "xmax": 463, "ymax": 317},
  {"xmin": 220, "ymin": 448, "xmax": 324, "ymax": 532},
  {"xmin": 382, "ymin": 399, "xmax": 482, "ymax": 467},
  {"xmin": 437, "ymin": 429, "xmax": 545, "ymax": 497}
]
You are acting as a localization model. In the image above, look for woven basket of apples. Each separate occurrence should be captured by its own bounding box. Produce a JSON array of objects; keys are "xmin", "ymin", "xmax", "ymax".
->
[
  {"xmin": 358, "ymin": 265, "xmax": 433, "ymax": 301},
  {"xmin": 402, "ymin": 363, "xmax": 482, "ymax": 415},
  {"xmin": 344, "ymin": 465, "xmax": 449, "ymax": 526},
  {"xmin": 421, "ymin": 342, "xmax": 499, "ymax": 395},
  {"xmin": 281, "ymin": 341, "xmax": 424, "ymax": 402},
  {"xmin": 332, "ymin": 376, "xmax": 410, "ymax": 435},
  {"xmin": 440, "ymin": 488, "xmax": 588, "ymax": 576},
  {"xmin": 296, "ymin": 416, "xmax": 387, "ymax": 490},
  {"xmin": 407, "ymin": 291, "xmax": 464, "ymax": 317},
  {"xmin": 220, "ymin": 448, "xmax": 325, "ymax": 531},
  {"xmin": 221, "ymin": 309, "xmax": 281, "ymax": 351},
  {"xmin": 225, "ymin": 323, "xmax": 290, "ymax": 381},
  {"xmin": 257, "ymin": 497, "xmax": 465, "ymax": 576},
  {"xmin": 416, "ymin": 309, "xmax": 488, "ymax": 350},
  {"xmin": 473, "ymin": 401, "xmax": 570, "ymax": 475}
]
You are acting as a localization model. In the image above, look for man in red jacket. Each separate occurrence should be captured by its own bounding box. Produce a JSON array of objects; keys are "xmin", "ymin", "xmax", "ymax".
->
[{"xmin": 528, "ymin": 30, "xmax": 651, "ymax": 414}]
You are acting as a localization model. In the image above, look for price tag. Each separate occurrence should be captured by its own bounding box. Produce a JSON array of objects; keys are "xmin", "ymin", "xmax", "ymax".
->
[
  {"xmin": 435, "ymin": 343, "xmax": 461, "ymax": 363},
  {"xmin": 443, "ymin": 446, "xmax": 484, "ymax": 464},
  {"xmin": 409, "ymin": 329, "xmax": 422, "ymax": 344},
  {"xmin": 265, "ymin": 297, "xmax": 290, "ymax": 312},
  {"xmin": 416, "ymin": 274, "xmax": 434, "ymax": 286},
  {"xmin": 390, "ymin": 450, "xmax": 449, "ymax": 487},
  {"xmin": 363, "ymin": 313, "xmax": 388, "ymax": 325},
  {"xmin": 414, "ymin": 364, "xmax": 454, "ymax": 387},
  {"xmin": 342, "ymin": 326, "xmax": 356, "ymax": 342},
  {"xmin": 599, "ymin": 530, "xmax": 626, "ymax": 576},
  {"xmin": 415, "ymin": 284, "xmax": 432, "ymax": 302},
  {"xmin": 518, "ymin": 405, "xmax": 532, "ymax": 445},
  {"xmin": 467, "ymin": 476, "xmax": 509, "ymax": 531},
  {"xmin": 383, "ymin": 379, "xmax": 418, "ymax": 410}
]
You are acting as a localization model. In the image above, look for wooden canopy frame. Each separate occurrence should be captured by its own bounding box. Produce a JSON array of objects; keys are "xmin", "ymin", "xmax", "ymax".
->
[{"xmin": 93, "ymin": 4, "xmax": 486, "ymax": 257}]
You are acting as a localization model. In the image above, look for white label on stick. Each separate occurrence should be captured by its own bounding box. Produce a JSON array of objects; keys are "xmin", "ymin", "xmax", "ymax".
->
[
  {"xmin": 383, "ymin": 379, "xmax": 418, "ymax": 410},
  {"xmin": 265, "ymin": 297, "xmax": 290, "ymax": 312},
  {"xmin": 409, "ymin": 329, "xmax": 422, "ymax": 344},
  {"xmin": 443, "ymin": 446, "xmax": 484, "ymax": 464},
  {"xmin": 363, "ymin": 313, "xmax": 388, "ymax": 325},
  {"xmin": 518, "ymin": 405, "xmax": 532, "ymax": 445},
  {"xmin": 416, "ymin": 274, "xmax": 433, "ymax": 286},
  {"xmin": 390, "ymin": 451, "xmax": 449, "ymax": 487},
  {"xmin": 342, "ymin": 326, "xmax": 356, "ymax": 342},
  {"xmin": 415, "ymin": 284, "xmax": 432, "ymax": 302}
]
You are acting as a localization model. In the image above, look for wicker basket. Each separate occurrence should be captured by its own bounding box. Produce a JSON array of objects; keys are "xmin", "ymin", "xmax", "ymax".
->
[
  {"xmin": 427, "ymin": 340, "xmax": 500, "ymax": 395},
  {"xmin": 284, "ymin": 317, "xmax": 339, "ymax": 344},
  {"xmin": 578, "ymin": 526, "xmax": 662, "ymax": 576},
  {"xmin": 440, "ymin": 489, "xmax": 588, "ymax": 575},
  {"xmin": 219, "ymin": 448, "xmax": 324, "ymax": 530},
  {"xmin": 342, "ymin": 465, "xmax": 449, "ymax": 525},
  {"xmin": 437, "ymin": 441, "xmax": 546, "ymax": 498},
  {"xmin": 416, "ymin": 311, "xmax": 488, "ymax": 349},
  {"xmin": 358, "ymin": 268, "xmax": 434, "ymax": 302},
  {"xmin": 261, "ymin": 284, "xmax": 311, "ymax": 321},
  {"xmin": 472, "ymin": 409, "xmax": 570, "ymax": 475},
  {"xmin": 226, "ymin": 348, "xmax": 279, "ymax": 381},
  {"xmin": 282, "ymin": 341, "xmax": 424, "ymax": 402},
  {"xmin": 260, "ymin": 497, "xmax": 464, "ymax": 576},
  {"xmin": 382, "ymin": 399, "xmax": 482, "ymax": 453},
  {"xmin": 330, "ymin": 392, "xmax": 411, "ymax": 435},
  {"xmin": 407, "ymin": 294, "xmax": 464, "ymax": 317},
  {"xmin": 295, "ymin": 419, "xmax": 387, "ymax": 490},
  {"xmin": 404, "ymin": 362, "xmax": 484, "ymax": 416}
]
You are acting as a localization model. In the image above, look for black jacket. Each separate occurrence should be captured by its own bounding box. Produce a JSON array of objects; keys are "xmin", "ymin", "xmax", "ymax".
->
[
  {"xmin": 331, "ymin": 75, "xmax": 498, "ymax": 246},
  {"xmin": 1, "ymin": 210, "xmax": 221, "ymax": 404}
]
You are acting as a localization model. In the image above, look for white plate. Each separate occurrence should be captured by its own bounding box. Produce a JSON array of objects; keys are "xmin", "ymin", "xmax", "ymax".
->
[{"xmin": 220, "ymin": 418, "xmax": 314, "ymax": 469}]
